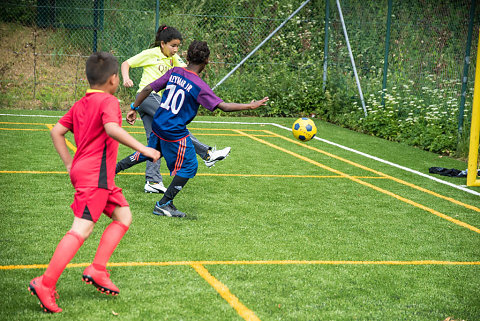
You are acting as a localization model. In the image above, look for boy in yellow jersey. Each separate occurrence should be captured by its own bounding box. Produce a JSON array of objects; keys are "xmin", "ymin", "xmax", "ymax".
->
[{"xmin": 120, "ymin": 25, "xmax": 230, "ymax": 194}]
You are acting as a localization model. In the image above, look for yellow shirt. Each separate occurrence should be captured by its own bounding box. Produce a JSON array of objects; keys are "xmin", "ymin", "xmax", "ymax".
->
[{"xmin": 127, "ymin": 47, "xmax": 186, "ymax": 93}]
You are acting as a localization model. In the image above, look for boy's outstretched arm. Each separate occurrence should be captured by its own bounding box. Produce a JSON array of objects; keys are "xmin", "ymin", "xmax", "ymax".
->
[
  {"xmin": 217, "ymin": 97, "xmax": 269, "ymax": 112},
  {"xmin": 132, "ymin": 85, "xmax": 154, "ymax": 108},
  {"xmin": 104, "ymin": 122, "xmax": 160, "ymax": 162},
  {"xmin": 125, "ymin": 85, "xmax": 155, "ymax": 125},
  {"xmin": 51, "ymin": 123, "xmax": 73, "ymax": 173}
]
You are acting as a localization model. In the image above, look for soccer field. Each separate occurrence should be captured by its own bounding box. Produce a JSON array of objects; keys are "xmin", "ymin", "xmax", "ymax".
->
[{"xmin": 0, "ymin": 110, "xmax": 479, "ymax": 320}]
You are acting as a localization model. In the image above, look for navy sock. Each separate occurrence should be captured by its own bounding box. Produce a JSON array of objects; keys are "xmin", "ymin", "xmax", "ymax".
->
[{"xmin": 159, "ymin": 175, "xmax": 189, "ymax": 204}]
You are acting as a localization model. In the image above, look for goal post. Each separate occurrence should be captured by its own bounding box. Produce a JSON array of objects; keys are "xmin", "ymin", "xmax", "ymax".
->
[{"xmin": 467, "ymin": 29, "xmax": 480, "ymax": 186}]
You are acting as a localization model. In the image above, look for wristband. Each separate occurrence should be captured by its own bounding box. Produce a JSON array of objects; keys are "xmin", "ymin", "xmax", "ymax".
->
[{"xmin": 130, "ymin": 102, "xmax": 139, "ymax": 111}]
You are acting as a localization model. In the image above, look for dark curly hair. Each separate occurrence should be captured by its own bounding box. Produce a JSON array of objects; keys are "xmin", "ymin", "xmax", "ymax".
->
[
  {"xmin": 85, "ymin": 51, "xmax": 118, "ymax": 86},
  {"xmin": 187, "ymin": 40, "xmax": 210, "ymax": 64},
  {"xmin": 151, "ymin": 25, "xmax": 183, "ymax": 48}
]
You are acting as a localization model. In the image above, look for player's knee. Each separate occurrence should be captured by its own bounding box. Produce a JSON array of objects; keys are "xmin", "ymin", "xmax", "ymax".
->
[
  {"xmin": 71, "ymin": 217, "xmax": 95, "ymax": 240},
  {"xmin": 111, "ymin": 206, "xmax": 132, "ymax": 227},
  {"xmin": 69, "ymin": 227, "xmax": 92, "ymax": 241}
]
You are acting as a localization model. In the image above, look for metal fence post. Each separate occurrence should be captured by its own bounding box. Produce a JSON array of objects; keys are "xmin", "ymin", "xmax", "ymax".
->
[
  {"xmin": 93, "ymin": 0, "xmax": 99, "ymax": 52},
  {"xmin": 322, "ymin": 0, "xmax": 330, "ymax": 92},
  {"xmin": 458, "ymin": 0, "xmax": 477, "ymax": 135},
  {"xmin": 335, "ymin": 0, "xmax": 367, "ymax": 116},
  {"xmin": 33, "ymin": 30, "xmax": 37, "ymax": 100},
  {"xmin": 212, "ymin": 0, "xmax": 311, "ymax": 90},
  {"xmin": 381, "ymin": 0, "xmax": 392, "ymax": 107},
  {"xmin": 155, "ymin": 0, "xmax": 159, "ymax": 33}
]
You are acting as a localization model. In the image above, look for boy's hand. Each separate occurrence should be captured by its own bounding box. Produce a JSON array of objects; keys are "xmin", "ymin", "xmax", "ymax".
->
[
  {"xmin": 217, "ymin": 97, "xmax": 269, "ymax": 112},
  {"xmin": 104, "ymin": 122, "xmax": 159, "ymax": 161},
  {"xmin": 51, "ymin": 122, "xmax": 74, "ymax": 172},
  {"xmin": 142, "ymin": 147, "xmax": 161, "ymax": 162},
  {"xmin": 250, "ymin": 97, "xmax": 269, "ymax": 109},
  {"xmin": 123, "ymin": 78, "xmax": 134, "ymax": 88},
  {"xmin": 126, "ymin": 110, "xmax": 137, "ymax": 125}
]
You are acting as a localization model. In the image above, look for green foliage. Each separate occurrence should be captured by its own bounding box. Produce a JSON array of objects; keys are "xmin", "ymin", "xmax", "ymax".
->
[
  {"xmin": 0, "ymin": 1, "xmax": 36, "ymax": 25},
  {"xmin": 49, "ymin": 48, "xmax": 65, "ymax": 67},
  {"xmin": 317, "ymin": 0, "xmax": 478, "ymax": 158}
]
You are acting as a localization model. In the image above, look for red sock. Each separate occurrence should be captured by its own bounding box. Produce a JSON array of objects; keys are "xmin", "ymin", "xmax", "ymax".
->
[
  {"xmin": 92, "ymin": 221, "xmax": 129, "ymax": 270},
  {"xmin": 42, "ymin": 230, "xmax": 84, "ymax": 288}
]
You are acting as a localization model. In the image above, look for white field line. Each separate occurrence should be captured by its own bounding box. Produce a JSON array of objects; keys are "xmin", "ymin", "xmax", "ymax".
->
[{"xmin": 1, "ymin": 113, "xmax": 478, "ymax": 196}]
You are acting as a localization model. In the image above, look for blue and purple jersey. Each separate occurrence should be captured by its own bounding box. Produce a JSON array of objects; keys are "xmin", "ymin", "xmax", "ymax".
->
[{"xmin": 149, "ymin": 67, "xmax": 223, "ymax": 140}]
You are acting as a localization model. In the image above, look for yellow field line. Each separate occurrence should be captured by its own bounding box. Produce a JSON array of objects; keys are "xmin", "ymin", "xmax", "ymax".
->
[
  {"xmin": 0, "ymin": 170, "xmax": 69, "ymax": 174},
  {"xmin": 0, "ymin": 128, "xmax": 49, "ymax": 131},
  {"xmin": 0, "ymin": 170, "xmax": 385, "ymax": 180},
  {"xmin": 234, "ymin": 130, "xmax": 480, "ymax": 234},
  {"xmin": 189, "ymin": 127, "xmax": 266, "ymax": 132},
  {"xmin": 265, "ymin": 130, "xmax": 480, "ymax": 213},
  {"xmin": 119, "ymin": 125, "xmax": 266, "ymax": 132},
  {"xmin": 189, "ymin": 173, "xmax": 385, "ymax": 179},
  {"xmin": 0, "ymin": 126, "xmax": 270, "ymax": 138},
  {"xmin": 186, "ymin": 133, "xmax": 275, "ymax": 137},
  {"xmin": 191, "ymin": 263, "xmax": 260, "ymax": 321},
  {"xmin": 0, "ymin": 122, "xmax": 266, "ymax": 137},
  {"xmin": 2, "ymin": 260, "xmax": 479, "ymax": 270},
  {"xmin": 0, "ymin": 121, "xmax": 53, "ymax": 125},
  {"xmin": 125, "ymin": 131, "xmax": 274, "ymax": 137},
  {"xmin": 45, "ymin": 124, "xmax": 76, "ymax": 152}
]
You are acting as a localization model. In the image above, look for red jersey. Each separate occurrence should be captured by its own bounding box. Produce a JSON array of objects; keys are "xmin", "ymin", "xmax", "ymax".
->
[{"xmin": 59, "ymin": 89, "xmax": 122, "ymax": 190}]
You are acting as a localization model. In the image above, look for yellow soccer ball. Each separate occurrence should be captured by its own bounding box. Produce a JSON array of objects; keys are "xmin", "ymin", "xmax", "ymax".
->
[{"xmin": 292, "ymin": 118, "xmax": 317, "ymax": 142}]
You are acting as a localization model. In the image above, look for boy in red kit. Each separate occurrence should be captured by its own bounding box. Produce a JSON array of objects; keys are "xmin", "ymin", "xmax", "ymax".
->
[{"xmin": 28, "ymin": 52, "xmax": 160, "ymax": 313}]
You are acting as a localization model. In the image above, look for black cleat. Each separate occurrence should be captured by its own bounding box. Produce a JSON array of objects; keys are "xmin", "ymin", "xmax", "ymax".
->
[{"xmin": 153, "ymin": 201, "xmax": 186, "ymax": 217}]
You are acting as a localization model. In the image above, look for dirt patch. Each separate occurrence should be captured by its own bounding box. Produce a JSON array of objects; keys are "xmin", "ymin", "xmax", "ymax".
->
[{"xmin": 0, "ymin": 22, "xmax": 88, "ymax": 109}]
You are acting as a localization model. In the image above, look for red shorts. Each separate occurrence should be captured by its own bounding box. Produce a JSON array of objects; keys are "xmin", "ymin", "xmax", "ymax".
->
[{"xmin": 71, "ymin": 186, "xmax": 129, "ymax": 223}]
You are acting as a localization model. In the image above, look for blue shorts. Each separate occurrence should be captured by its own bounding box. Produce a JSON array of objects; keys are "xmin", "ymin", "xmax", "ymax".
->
[{"xmin": 148, "ymin": 132, "xmax": 198, "ymax": 178}]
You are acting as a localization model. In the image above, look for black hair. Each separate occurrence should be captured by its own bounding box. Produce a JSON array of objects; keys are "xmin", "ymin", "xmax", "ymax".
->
[
  {"xmin": 85, "ymin": 52, "xmax": 118, "ymax": 86},
  {"xmin": 187, "ymin": 40, "xmax": 210, "ymax": 64},
  {"xmin": 151, "ymin": 25, "xmax": 183, "ymax": 48}
]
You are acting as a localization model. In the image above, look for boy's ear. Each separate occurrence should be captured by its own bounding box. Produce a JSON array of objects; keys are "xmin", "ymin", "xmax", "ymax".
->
[
  {"xmin": 105, "ymin": 74, "xmax": 119, "ymax": 92},
  {"xmin": 109, "ymin": 73, "xmax": 118, "ymax": 85}
]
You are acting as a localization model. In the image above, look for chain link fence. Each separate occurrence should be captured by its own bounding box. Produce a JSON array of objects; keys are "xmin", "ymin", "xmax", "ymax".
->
[
  {"xmin": 1, "ymin": 0, "xmax": 478, "ymax": 154},
  {"xmin": 1, "ymin": 0, "xmax": 324, "ymax": 109},
  {"xmin": 325, "ymin": 0, "xmax": 478, "ymax": 154}
]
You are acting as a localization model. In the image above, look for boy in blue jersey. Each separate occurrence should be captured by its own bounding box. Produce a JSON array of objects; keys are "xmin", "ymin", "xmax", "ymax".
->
[{"xmin": 116, "ymin": 40, "xmax": 268, "ymax": 217}]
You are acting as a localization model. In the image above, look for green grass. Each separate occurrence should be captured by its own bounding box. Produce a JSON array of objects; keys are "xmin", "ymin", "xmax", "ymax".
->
[{"xmin": 0, "ymin": 110, "xmax": 479, "ymax": 320}]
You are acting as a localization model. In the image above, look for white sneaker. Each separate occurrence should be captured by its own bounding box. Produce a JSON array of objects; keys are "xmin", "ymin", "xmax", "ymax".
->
[
  {"xmin": 204, "ymin": 146, "xmax": 231, "ymax": 168},
  {"xmin": 144, "ymin": 181, "xmax": 167, "ymax": 193}
]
